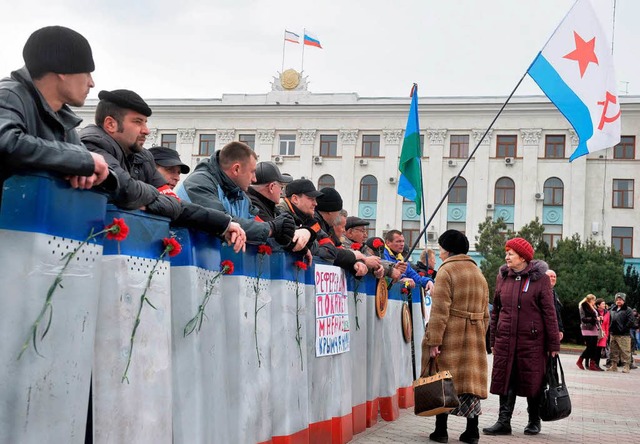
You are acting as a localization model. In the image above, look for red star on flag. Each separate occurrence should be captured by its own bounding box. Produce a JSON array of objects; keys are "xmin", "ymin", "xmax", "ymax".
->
[{"xmin": 563, "ymin": 31, "xmax": 599, "ymax": 77}]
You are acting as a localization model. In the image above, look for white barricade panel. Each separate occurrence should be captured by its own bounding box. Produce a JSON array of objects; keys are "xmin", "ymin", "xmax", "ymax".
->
[
  {"xmin": 0, "ymin": 174, "xmax": 106, "ymax": 444},
  {"xmin": 93, "ymin": 208, "xmax": 172, "ymax": 444},
  {"xmin": 269, "ymin": 253, "xmax": 310, "ymax": 440},
  {"xmin": 348, "ymin": 275, "xmax": 371, "ymax": 434}
]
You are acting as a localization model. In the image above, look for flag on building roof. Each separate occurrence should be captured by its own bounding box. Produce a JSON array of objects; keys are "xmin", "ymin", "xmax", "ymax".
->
[
  {"xmin": 527, "ymin": 0, "xmax": 621, "ymax": 161},
  {"xmin": 284, "ymin": 30, "xmax": 300, "ymax": 44},
  {"xmin": 303, "ymin": 31, "xmax": 322, "ymax": 49},
  {"xmin": 398, "ymin": 84, "xmax": 423, "ymax": 215}
]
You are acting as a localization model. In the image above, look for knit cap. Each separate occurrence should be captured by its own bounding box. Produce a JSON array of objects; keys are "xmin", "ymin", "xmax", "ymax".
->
[
  {"xmin": 505, "ymin": 237, "xmax": 534, "ymax": 262},
  {"xmin": 23, "ymin": 26, "xmax": 94, "ymax": 77}
]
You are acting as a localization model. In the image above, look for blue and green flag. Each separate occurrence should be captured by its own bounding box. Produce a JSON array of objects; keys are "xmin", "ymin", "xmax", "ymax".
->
[{"xmin": 397, "ymin": 84, "xmax": 423, "ymax": 214}]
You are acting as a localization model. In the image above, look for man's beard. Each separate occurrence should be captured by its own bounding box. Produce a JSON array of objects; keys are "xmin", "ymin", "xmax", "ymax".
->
[{"xmin": 128, "ymin": 141, "xmax": 143, "ymax": 153}]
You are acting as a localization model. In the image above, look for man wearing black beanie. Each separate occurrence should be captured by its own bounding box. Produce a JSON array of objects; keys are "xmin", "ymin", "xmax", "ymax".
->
[{"xmin": 0, "ymin": 26, "xmax": 109, "ymax": 195}]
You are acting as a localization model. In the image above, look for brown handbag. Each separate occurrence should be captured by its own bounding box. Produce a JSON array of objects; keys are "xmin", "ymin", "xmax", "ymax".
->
[{"xmin": 413, "ymin": 357, "xmax": 460, "ymax": 416}]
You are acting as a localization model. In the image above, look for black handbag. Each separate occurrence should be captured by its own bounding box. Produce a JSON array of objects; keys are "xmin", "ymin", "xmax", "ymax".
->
[
  {"xmin": 413, "ymin": 357, "xmax": 459, "ymax": 416},
  {"xmin": 539, "ymin": 355, "xmax": 572, "ymax": 421}
]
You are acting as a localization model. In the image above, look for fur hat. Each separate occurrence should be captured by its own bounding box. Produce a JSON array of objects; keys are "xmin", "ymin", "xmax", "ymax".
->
[
  {"xmin": 615, "ymin": 292, "xmax": 627, "ymax": 301},
  {"xmin": 98, "ymin": 89, "xmax": 152, "ymax": 117},
  {"xmin": 315, "ymin": 187, "xmax": 343, "ymax": 212},
  {"xmin": 23, "ymin": 26, "xmax": 94, "ymax": 78},
  {"xmin": 438, "ymin": 229, "xmax": 469, "ymax": 255},
  {"xmin": 505, "ymin": 237, "xmax": 534, "ymax": 262}
]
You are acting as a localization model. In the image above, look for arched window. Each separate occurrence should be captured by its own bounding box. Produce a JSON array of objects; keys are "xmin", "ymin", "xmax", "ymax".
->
[
  {"xmin": 318, "ymin": 174, "xmax": 335, "ymax": 190},
  {"xmin": 359, "ymin": 175, "xmax": 378, "ymax": 202},
  {"xmin": 494, "ymin": 177, "xmax": 515, "ymax": 205},
  {"xmin": 447, "ymin": 177, "xmax": 467, "ymax": 203},
  {"xmin": 543, "ymin": 177, "xmax": 564, "ymax": 206}
]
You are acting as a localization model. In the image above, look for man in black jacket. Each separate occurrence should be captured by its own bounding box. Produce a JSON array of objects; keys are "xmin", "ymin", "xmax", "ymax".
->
[
  {"xmin": 608, "ymin": 292, "xmax": 634, "ymax": 373},
  {"xmin": 80, "ymin": 89, "xmax": 246, "ymax": 252},
  {"xmin": 0, "ymin": 26, "xmax": 109, "ymax": 195},
  {"xmin": 546, "ymin": 269, "xmax": 564, "ymax": 341}
]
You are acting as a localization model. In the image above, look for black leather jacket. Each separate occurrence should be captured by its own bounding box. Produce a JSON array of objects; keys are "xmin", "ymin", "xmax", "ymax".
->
[{"xmin": 0, "ymin": 67, "xmax": 95, "ymax": 192}]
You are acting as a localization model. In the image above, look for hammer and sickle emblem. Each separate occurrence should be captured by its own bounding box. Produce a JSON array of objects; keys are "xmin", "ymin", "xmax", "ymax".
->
[{"xmin": 597, "ymin": 91, "xmax": 621, "ymax": 130}]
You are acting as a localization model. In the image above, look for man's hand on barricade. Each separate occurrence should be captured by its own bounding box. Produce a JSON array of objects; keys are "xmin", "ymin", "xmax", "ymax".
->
[
  {"xmin": 225, "ymin": 222, "xmax": 246, "ymax": 253},
  {"xmin": 425, "ymin": 280, "xmax": 434, "ymax": 293},
  {"xmin": 389, "ymin": 266, "xmax": 402, "ymax": 282},
  {"xmin": 394, "ymin": 261, "xmax": 408, "ymax": 274},
  {"xmin": 373, "ymin": 265, "xmax": 384, "ymax": 279},
  {"xmin": 291, "ymin": 228, "xmax": 311, "ymax": 251},
  {"xmin": 363, "ymin": 255, "xmax": 380, "ymax": 269},
  {"xmin": 268, "ymin": 213, "xmax": 296, "ymax": 246},
  {"xmin": 90, "ymin": 152, "xmax": 109, "ymax": 185},
  {"xmin": 353, "ymin": 261, "xmax": 368, "ymax": 277}
]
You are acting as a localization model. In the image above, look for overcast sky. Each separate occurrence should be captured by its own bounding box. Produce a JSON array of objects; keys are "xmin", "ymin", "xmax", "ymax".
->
[{"xmin": 0, "ymin": 0, "xmax": 636, "ymax": 99}]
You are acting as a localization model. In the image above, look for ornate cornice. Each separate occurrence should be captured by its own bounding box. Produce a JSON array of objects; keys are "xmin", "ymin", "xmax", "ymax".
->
[
  {"xmin": 426, "ymin": 129, "xmax": 447, "ymax": 145},
  {"xmin": 472, "ymin": 129, "xmax": 493, "ymax": 146},
  {"xmin": 568, "ymin": 129, "xmax": 579, "ymax": 147},
  {"xmin": 146, "ymin": 128, "xmax": 158, "ymax": 146},
  {"xmin": 257, "ymin": 129, "xmax": 275, "ymax": 144},
  {"xmin": 383, "ymin": 129, "xmax": 403, "ymax": 144},
  {"xmin": 521, "ymin": 129, "xmax": 542, "ymax": 145},
  {"xmin": 217, "ymin": 129, "xmax": 235, "ymax": 145},
  {"xmin": 339, "ymin": 129, "xmax": 358, "ymax": 144},
  {"xmin": 177, "ymin": 128, "xmax": 195, "ymax": 144},
  {"xmin": 298, "ymin": 129, "xmax": 316, "ymax": 144}
]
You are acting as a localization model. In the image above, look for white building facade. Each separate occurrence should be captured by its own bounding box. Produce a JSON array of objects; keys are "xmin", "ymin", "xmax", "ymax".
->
[{"xmin": 78, "ymin": 80, "xmax": 640, "ymax": 269}]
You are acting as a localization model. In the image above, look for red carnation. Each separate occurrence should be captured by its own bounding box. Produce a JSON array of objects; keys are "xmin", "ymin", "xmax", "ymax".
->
[
  {"xmin": 163, "ymin": 237, "xmax": 182, "ymax": 257},
  {"xmin": 105, "ymin": 218, "xmax": 129, "ymax": 241},
  {"xmin": 401, "ymin": 287, "xmax": 410, "ymax": 295},
  {"xmin": 294, "ymin": 260, "xmax": 308, "ymax": 271},
  {"xmin": 221, "ymin": 260, "xmax": 235, "ymax": 274},
  {"xmin": 257, "ymin": 245, "xmax": 273, "ymax": 255},
  {"xmin": 418, "ymin": 271, "xmax": 426, "ymax": 277},
  {"xmin": 351, "ymin": 242, "xmax": 362, "ymax": 251},
  {"xmin": 428, "ymin": 269, "xmax": 434, "ymax": 275},
  {"xmin": 372, "ymin": 239, "xmax": 384, "ymax": 249}
]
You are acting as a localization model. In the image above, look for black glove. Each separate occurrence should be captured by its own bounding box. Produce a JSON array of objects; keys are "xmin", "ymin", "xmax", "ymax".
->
[{"xmin": 268, "ymin": 213, "xmax": 296, "ymax": 246}]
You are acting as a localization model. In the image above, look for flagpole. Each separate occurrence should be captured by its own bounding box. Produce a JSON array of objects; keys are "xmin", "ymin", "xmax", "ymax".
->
[
  {"xmin": 282, "ymin": 30, "xmax": 286, "ymax": 73},
  {"xmin": 611, "ymin": 0, "xmax": 617, "ymax": 55},
  {"xmin": 301, "ymin": 28, "xmax": 306, "ymax": 73},
  {"xmin": 404, "ymin": 70, "xmax": 529, "ymax": 260}
]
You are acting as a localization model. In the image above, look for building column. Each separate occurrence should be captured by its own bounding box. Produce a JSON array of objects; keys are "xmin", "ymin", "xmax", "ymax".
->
[
  {"xmin": 297, "ymin": 129, "xmax": 316, "ymax": 180},
  {"xmin": 469, "ymin": 129, "xmax": 493, "ymax": 242},
  {"xmin": 217, "ymin": 129, "xmax": 235, "ymax": 150},
  {"xmin": 520, "ymin": 129, "xmax": 542, "ymax": 225},
  {"xmin": 381, "ymin": 130, "xmax": 403, "ymax": 233},
  {"xmin": 425, "ymin": 129, "xmax": 447, "ymax": 240},
  {"xmin": 567, "ymin": 129, "xmax": 587, "ymax": 238},
  {"xmin": 339, "ymin": 130, "xmax": 358, "ymax": 212},
  {"xmin": 177, "ymin": 128, "xmax": 196, "ymax": 168},
  {"xmin": 256, "ymin": 129, "xmax": 276, "ymax": 163}
]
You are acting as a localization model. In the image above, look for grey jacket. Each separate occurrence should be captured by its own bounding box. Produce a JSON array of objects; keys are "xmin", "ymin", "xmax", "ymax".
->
[
  {"xmin": 0, "ymin": 67, "xmax": 95, "ymax": 189},
  {"xmin": 176, "ymin": 152, "xmax": 270, "ymax": 242}
]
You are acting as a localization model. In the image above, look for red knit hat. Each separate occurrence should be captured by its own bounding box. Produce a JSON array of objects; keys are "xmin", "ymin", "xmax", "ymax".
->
[{"xmin": 505, "ymin": 237, "xmax": 534, "ymax": 262}]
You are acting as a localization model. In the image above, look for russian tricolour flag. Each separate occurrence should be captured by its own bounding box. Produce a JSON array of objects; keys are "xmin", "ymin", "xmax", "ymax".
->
[
  {"xmin": 528, "ymin": 0, "xmax": 620, "ymax": 161},
  {"xmin": 303, "ymin": 31, "xmax": 322, "ymax": 49}
]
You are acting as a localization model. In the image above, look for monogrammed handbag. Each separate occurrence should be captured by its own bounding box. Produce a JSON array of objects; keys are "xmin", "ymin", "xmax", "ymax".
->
[{"xmin": 413, "ymin": 357, "xmax": 459, "ymax": 416}]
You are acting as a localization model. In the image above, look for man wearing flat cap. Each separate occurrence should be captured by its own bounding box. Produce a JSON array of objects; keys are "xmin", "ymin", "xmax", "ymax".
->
[
  {"xmin": 149, "ymin": 146, "xmax": 190, "ymax": 189},
  {"xmin": 176, "ymin": 142, "xmax": 296, "ymax": 246},
  {"xmin": 0, "ymin": 26, "xmax": 110, "ymax": 197},
  {"xmin": 80, "ymin": 89, "xmax": 246, "ymax": 251}
]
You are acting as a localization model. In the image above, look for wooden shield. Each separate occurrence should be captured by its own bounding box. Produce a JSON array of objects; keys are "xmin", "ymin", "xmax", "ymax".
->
[
  {"xmin": 375, "ymin": 278, "xmax": 388, "ymax": 319},
  {"xmin": 402, "ymin": 302, "xmax": 412, "ymax": 343}
]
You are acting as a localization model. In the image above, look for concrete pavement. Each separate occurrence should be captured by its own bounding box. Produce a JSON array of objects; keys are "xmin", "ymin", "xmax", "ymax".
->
[{"xmin": 351, "ymin": 351, "xmax": 640, "ymax": 443}]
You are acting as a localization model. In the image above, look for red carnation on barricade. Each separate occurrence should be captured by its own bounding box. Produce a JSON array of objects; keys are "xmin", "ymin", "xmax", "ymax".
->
[{"xmin": 105, "ymin": 218, "xmax": 129, "ymax": 241}]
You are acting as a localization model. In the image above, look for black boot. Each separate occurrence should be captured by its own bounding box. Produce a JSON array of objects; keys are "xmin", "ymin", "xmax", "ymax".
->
[
  {"xmin": 429, "ymin": 413, "xmax": 448, "ymax": 443},
  {"xmin": 482, "ymin": 390, "xmax": 515, "ymax": 435},
  {"xmin": 524, "ymin": 396, "xmax": 542, "ymax": 435},
  {"xmin": 459, "ymin": 416, "xmax": 479, "ymax": 444}
]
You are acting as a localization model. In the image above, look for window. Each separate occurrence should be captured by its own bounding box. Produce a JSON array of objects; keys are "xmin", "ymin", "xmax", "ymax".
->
[
  {"xmin": 542, "ymin": 225, "xmax": 563, "ymax": 249},
  {"xmin": 364, "ymin": 219, "xmax": 376, "ymax": 238},
  {"xmin": 318, "ymin": 174, "xmax": 335, "ymax": 189},
  {"xmin": 494, "ymin": 177, "xmax": 515, "ymax": 205},
  {"xmin": 496, "ymin": 135, "xmax": 517, "ymax": 158},
  {"xmin": 447, "ymin": 177, "xmax": 467, "ymax": 203},
  {"xmin": 402, "ymin": 220, "xmax": 421, "ymax": 251},
  {"xmin": 446, "ymin": 221, "xmax": 466, "ymax": 235},
  {"xmin": 543, "ymin": 177, "xmax": 564, "ymax": 206},
  {"xmin": 420, "ymin": 134, "xmax": 425, "ymax": 154},
  {"xmin": 362, "ymin": 135, "xmax": 380, "ymax": 157},
  {"xmin": 613, "ymin": 179, "xmax": 634, "ymax": 208},
  {"xmin": 450, "ymin": 135, "xmax": 469, "ymax": 158},
  {"xmin": 279, "ymin": 134, "xmax": 296, "ymax": 156},
  {"xmin": 239, "ymin": 134, "xmax": 255, "ymax": 150},
  {"xmin": 545, "ymin": 135, "xmax": 565, "ymax": 158},
  {"xmin": 319, "ymin": 135, "xmax": 338, "ymax": 157},
  {"xmin": 614, "ymin": 136, "xmax": 635, "ymax": 160},
  {"xmin": 359, "ymin": 175, "xmax": 378, "ymax": 202},
  {"xmin": 612, "ymin": 227, "xmax": 633, "ymax": 257},
  {"xmin": 161, "ymin": 134, "xmax": 177, "ymax": 150},
  {"xmin": 199, "ymin": 134, "xmax": 216, "ymax": 156}
]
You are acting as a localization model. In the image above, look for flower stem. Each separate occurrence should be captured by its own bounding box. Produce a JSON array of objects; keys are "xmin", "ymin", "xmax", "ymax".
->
[
  {"xmin": 353, "ymin": 279, "xmax": 361, "ymax": 331},
  {"xmin": 121, "ymin": 250, "xmax": 165, "ymax": 383},
  {"xmin": 18, "ymin": 228, "xmax": 104, "ymax": 360},
  {"xmin": 295, "ymin": 268, "xmax": 303, "ymax": 372},
  {"xmin": 254, "ymin": 255, "xmax": 264, "ymax": 367},
  {"xmin": 183, "ymin": 272, "xmax": 223, "ymax": 337}
]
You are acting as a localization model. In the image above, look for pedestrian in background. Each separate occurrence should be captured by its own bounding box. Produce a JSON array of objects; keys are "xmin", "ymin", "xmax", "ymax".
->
[
  {"xmin": 577, "ymin": 294, "xmax": 601, "ymax": 371},
  {"xmin": 607, "ymin": 292, "xmax": 634, "ymax": 373},
  {"xmin": 595, "ymin": 298, "xmax": 610, "ymax": 369}
]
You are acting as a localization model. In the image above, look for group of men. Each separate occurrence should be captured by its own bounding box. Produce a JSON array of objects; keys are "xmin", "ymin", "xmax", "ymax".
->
[{"xmin": 0, "ymin": 25, "xmax": 436, "ymax": 291}]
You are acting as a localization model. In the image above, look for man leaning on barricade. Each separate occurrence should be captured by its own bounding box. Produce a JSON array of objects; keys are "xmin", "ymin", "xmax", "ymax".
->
[{"xmin": 0, "ymin": 26, "xmax": 111, "ymax": 198}]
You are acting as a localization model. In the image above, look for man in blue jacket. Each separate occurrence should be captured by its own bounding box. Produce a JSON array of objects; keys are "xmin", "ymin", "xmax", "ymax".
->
[{"xmin": 383, "ymin": 230, "xmax": 434, "ymax": 292}]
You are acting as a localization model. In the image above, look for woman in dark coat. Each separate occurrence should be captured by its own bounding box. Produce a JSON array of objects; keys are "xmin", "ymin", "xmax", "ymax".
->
[
  {"xmin": 577, "ymin": 294, "xmax": 602, "ymax": 371},
  {"xmin": 483, "ymin": 238, "xmax": 560, "ymax": 437}
]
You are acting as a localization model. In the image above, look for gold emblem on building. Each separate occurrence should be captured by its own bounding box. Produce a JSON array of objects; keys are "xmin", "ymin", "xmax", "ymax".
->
[{"xmin": 280, "ymin": 69, "xmax": 301, "ymax": 90}]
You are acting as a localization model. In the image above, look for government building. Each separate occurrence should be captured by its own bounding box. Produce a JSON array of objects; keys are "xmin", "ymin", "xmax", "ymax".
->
[{"xmin": 78, "ymin": 70, "xmax": 640, "ymax": 270}]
